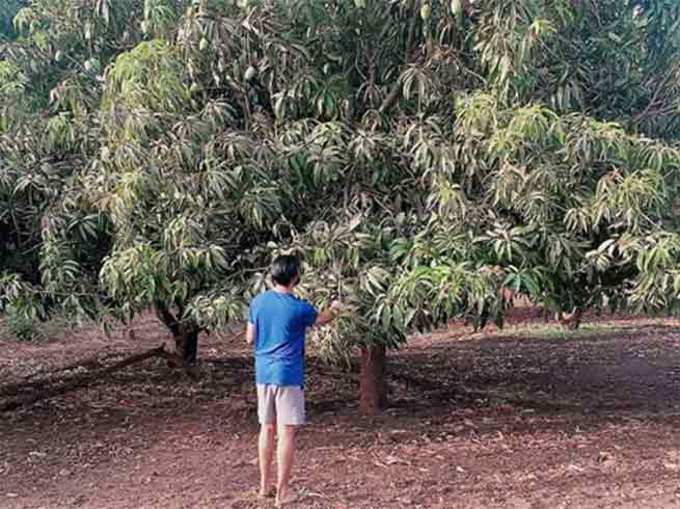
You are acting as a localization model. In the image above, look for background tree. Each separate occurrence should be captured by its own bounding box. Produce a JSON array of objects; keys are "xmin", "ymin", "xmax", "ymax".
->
[{"xmin": 1, "ymin": 0, "xmax": 140, "ymax": 328}]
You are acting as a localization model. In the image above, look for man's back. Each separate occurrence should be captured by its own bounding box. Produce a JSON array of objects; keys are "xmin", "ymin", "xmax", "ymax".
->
[
  {"xmin": 249, "ymin": 290, "xmax": 317, "ymax": 387},
  {"xmin": 246, "ymin": 255, "xmax": 341, "ymax": 506}
]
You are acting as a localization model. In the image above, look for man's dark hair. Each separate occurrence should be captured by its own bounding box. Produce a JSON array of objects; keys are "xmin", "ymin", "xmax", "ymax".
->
[{"xmin": 271, "ymin": 254, "xmax": 301, "ymax": 287}]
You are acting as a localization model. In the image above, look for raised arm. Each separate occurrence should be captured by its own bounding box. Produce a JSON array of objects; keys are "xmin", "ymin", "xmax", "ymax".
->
[{"xmin": 314, "ymin": 300, "xmax": 343, "ymax": 327}]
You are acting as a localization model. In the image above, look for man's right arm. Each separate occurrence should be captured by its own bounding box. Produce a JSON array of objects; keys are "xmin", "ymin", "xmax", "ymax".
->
[{"xmin": 314, "ymin": 300, "xmax": 343, "ymax": 327}]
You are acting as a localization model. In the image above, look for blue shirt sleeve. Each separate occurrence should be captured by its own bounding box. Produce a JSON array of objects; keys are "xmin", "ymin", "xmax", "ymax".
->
[{"xmin": 300, "ymin": 301, "xmax": 318, "ymax": 328}]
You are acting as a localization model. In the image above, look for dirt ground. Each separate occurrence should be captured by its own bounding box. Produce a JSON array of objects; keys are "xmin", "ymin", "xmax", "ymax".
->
[{"xmin": 1, "ymin": 313, "xmax": 680, "ymax": 509}]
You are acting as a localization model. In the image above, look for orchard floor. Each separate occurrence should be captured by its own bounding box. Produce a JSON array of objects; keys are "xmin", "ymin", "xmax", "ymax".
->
[{"xmin": 2, "ymin": 313, "xmax": 680, "ymax": 509}]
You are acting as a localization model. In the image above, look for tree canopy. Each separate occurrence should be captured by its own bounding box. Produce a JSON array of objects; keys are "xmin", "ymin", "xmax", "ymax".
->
[{"xmin": 1, "ymin": 0, "xmax": 679, "ymax": 411}]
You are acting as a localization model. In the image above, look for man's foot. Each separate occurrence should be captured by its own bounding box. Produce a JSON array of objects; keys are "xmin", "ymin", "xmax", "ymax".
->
[
  {"xmin": 275, "ymin": 490, "xmax": 297, "ymax": 507},
  {"xmin": 258, "ymin": 487, "xmax": 276, "ymax": 499}
]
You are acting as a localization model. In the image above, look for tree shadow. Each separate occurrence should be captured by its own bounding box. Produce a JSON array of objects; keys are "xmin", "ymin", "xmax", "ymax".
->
[{"xmin": 304, "ymin": 325, "xmax": 680, "ymax": 443}]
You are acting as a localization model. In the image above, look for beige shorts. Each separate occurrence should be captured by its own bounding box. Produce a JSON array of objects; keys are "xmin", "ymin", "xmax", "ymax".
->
[{"xmin": 256, "ymin": 384, "xmax": 305, "ymax": 426}]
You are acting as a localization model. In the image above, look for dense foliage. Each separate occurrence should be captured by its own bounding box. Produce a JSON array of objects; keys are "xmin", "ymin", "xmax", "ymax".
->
[{"xmin": 1, "ymin": 0, "xmax": 679, "ymax": 407}]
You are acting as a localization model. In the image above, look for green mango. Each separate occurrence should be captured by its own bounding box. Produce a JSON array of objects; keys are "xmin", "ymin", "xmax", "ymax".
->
[{"xmin": 244, "ymin": 65, "xmax": 256, "ymax": 81}]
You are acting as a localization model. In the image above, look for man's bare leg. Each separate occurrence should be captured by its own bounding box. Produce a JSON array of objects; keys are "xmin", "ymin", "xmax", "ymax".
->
[
  {"xmin": 258, "ymin": 423, "xmax": 276, "ymax": 497},
  {"xmin": 275, "ymin": 425, "xmax": 297, "ymax": 506}
]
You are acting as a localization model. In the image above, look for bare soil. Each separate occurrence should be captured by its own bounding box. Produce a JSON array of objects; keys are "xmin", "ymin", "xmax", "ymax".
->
[{"xmin": 1, "ymin": 313, "xmax": 680, "ymax": 508}]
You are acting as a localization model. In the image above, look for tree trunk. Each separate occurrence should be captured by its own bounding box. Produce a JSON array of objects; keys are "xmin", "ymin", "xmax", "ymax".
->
[
  {"xmin": 559, "ymin": 307, "xmax": 583, "ymax": 330},
  {"xmin": 175, "ymin": 326, "xmax": 199, "ymax": 365},
  {"xmin": 359, "ymin": 345, "xmax": 387, "ymax": 415},
  {"xmin": 155, "ymin": 304, "xmax": 200, "ymax": 367}
]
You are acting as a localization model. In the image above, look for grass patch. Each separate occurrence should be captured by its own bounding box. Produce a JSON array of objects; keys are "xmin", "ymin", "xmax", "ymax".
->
[
  {"xmin": 0, "ymin": 313, "xmax": 76, "ymax": 342},
  {"xmin": 489, "ymin": 318, "xmax": 672, "ymax": 341}
]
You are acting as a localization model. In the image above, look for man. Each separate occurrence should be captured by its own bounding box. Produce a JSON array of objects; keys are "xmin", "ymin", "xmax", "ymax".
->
[{"xmin": 246, "ymin": 254, "xmax": 341, "ymax": 507}]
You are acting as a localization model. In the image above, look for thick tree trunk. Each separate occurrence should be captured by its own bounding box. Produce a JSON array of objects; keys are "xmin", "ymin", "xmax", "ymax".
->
[
  {"xmin": 175, "ymin": 326, "xmax": 199, "ymax": 365},
  {"xmin": 359, "ymin": 345, "xmax": 387, "ymax": 415},
  {"xmin": 155, "ymin": 304, "xmax": 200, "ymax": 367},
  {"xmin": 559, "ymin": 307, "xmax": 583, "ymax": 330}
]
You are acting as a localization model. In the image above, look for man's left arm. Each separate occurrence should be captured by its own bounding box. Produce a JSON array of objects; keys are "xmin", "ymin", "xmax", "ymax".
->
[
  {"xmin": 246, "ymin": 302, "xmax": 256, "ymax": 346},
  {"xmin": 246, "ymin": 322, "xmax": 256, "ymax": 346}
]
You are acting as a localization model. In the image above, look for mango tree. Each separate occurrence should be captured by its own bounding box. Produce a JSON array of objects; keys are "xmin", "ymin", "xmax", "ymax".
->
[
  {"xmin": 1, "ymin": 0, "xmax": 679, "ymax": 414},
  {"xmin": 266, "ymin": 0, "xmax": 680, "ymax": 411},
  {"xmin": 1, "ymin": 0, "xmax": 148, "ymax": 329}
]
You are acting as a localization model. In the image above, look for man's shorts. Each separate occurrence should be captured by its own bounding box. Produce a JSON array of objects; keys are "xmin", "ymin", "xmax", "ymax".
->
[{"xmin": 256, "ymin": 384, "xmax": 305, "ymax": 426}]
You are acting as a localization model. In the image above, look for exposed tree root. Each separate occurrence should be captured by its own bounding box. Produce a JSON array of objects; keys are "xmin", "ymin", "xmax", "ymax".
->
[{"xmin": 1, "ymin": 344, "xmax": 170, "ymax": 412}]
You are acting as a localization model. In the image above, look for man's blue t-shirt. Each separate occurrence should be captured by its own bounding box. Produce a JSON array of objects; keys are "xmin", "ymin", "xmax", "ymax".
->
[{"xmin": 249, "ymin": 290, "xmax": 318, "ymax": 387}]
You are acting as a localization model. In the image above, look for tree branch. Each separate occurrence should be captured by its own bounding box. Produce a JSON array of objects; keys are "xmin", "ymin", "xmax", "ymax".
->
[
  {"xmin": 1, "ymin": 344, "xmax": 169, "ymax": 412},
  {"xmin": 379, "ymin": 0, "xmax": 421, "ymax": 115},
  {"xmin": 633, "ymin": 73, "xmax": 671, "ymax": 124}
]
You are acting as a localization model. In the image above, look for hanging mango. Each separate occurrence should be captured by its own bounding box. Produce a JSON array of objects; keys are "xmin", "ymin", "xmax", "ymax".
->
[{"xmin": 420, "ymin": 2, "xmax": 431, "ymax": 20}]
